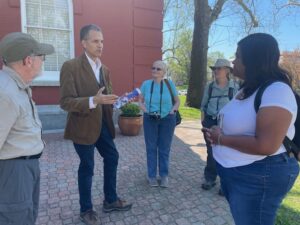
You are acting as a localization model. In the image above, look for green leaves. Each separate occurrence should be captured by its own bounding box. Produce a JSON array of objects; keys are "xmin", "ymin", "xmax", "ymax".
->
[{"xmin": 120, "ymin": 103, "xmax": 141, "ymax": 117}]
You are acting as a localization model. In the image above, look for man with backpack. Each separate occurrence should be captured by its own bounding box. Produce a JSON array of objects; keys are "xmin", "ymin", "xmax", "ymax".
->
[{"xmin": 200, "ymin": 59, "xmax": 239, "ymax": 194}]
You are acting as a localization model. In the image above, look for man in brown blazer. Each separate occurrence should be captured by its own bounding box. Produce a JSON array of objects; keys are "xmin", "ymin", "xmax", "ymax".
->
[{"xmin": 60, "ymin": 24, "xmax": 132, "ymax": 225}]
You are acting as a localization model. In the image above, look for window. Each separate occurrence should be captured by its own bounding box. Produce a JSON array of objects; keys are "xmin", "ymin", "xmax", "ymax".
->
[{"xmin": 21, "ymin": 0, "xmax": 74, "ymax": 85}]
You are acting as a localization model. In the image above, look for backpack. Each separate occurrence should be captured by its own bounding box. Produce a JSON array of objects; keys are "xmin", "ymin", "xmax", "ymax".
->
[
  {"xmin": 204, "ymin": 81, "xmax": 234, "ymax": 111},
  {"xmin": 164, "ymin": 79, "xmax": 182, "ymax": 126},
  {"xmin": 254, "ymin": 80, "xmax": 300, "ymax": 161}
]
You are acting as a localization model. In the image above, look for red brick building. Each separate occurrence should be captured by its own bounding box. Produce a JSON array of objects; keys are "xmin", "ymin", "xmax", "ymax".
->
[{"xmin": 0, "ymin": 0, "xmax": 163, "ymax": 105}]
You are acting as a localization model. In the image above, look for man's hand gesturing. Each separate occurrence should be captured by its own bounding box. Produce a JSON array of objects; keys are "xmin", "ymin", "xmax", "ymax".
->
[{"xmin": 93, "ymin": 87, "xmax": 118, "ymax": 105}]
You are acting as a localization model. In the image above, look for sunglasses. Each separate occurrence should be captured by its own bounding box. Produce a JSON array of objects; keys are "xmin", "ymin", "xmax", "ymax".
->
[{"xmin": 152, "ymin": 67, "xmax": 162, "ymax": 71}]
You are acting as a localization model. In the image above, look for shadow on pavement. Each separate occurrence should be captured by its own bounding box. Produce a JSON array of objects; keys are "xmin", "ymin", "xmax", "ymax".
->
[{"xmin": 37, "ymin": 121, "xmax": 233, "ymax": 225}]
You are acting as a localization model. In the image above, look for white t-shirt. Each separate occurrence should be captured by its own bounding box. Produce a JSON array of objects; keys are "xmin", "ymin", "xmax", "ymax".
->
[{"xmin": 212, "ymin": 82, "xmax": 297, "ymax": 168}]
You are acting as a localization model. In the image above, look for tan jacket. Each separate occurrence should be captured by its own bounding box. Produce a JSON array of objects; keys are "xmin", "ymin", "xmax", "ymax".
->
[
  {"xmin": 59, "ymin": 54, "xmax": 115, "ymax": 145},
  {"xmin": 0, "ymin": 66, "xmax": 44, "ymax": 159}
]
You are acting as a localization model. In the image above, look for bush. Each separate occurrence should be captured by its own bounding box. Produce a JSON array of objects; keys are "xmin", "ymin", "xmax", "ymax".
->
[{"xmin": 120, "ymin": 103, "xmax": 141, "ymax": 117}]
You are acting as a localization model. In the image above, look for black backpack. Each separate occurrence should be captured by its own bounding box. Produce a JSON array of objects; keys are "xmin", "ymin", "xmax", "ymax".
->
[
  {"xmin": 254, "ymin": 80, "xmax": 300, "ymax": 161},
  {"xmin": 204, "ymin": 81, "xmax": 234, "ymax": 111}
]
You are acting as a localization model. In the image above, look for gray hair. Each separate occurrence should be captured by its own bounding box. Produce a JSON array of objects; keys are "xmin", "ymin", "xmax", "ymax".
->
[
  {"xmin": 80, "ymin": 24, "xmax": 102, "ymax": 41},
  {"xmin": 153, "ymin": 60, "xmax": 167, "ymax": 74}
]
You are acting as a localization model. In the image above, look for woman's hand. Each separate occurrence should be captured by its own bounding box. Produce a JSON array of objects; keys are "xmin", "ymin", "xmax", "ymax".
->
[
  {"xmin": 138, "ymin": 102, "xmax": 147, "ymax": 112},
  {"xmin": 169, "ymin": 109, "xmax": 177, "ymax": 114},
  {"xmin": 138, "ymin": 95, "xmax": 148, "ymax": 113},
  {"xmin": 202, "ymin": 126, "xmax": 223, "ymax": 145}
]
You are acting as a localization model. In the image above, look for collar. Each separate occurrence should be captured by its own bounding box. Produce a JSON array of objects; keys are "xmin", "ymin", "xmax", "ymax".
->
[
  {"xmin": 85, "ymin": 52, "xmax": 102, "ymax": 70},
  {"xmin": 3, "ymin": 66, "xmax": 29, "ymax": 90}
]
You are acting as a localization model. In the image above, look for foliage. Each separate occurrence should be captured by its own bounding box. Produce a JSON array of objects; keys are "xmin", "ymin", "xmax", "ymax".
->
[
  {"xmin": 280, "ymin": 49, "xmax": 300, "ymax": 91},
  {"xmin": 276, "ymin": 174, "xmax": 300, "ymax": 225},
  {"xmin": 166, "ymin": 29, "xmax": 193, "ymax": 85},
  {"xmin": 177, "ymin": 85, "xmax": 188, "ymax": 90},
  {"xmin": 120, "ymin": 103, "xmax": 141, "ymax": 117}
]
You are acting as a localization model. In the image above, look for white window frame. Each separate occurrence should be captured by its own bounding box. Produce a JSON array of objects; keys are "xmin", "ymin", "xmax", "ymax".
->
[{"xmin": 20, "ymin": 0, "xmax": 75, "ymax": 86}]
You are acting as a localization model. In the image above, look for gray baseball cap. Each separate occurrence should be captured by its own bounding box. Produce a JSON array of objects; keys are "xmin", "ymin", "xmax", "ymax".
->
[
  {"xmin": 0, "ymin": 32, "xmax": 55, "ymax": 63},
  {"xmin": 209, "ymin": 58, "xmax": 233, "ymax": 71}
]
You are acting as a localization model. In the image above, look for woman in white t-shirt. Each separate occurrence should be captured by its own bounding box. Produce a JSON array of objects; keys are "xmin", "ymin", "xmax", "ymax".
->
[{"xmin": 202, "ymin": 33, "xmax": 299, "ymax": 225}]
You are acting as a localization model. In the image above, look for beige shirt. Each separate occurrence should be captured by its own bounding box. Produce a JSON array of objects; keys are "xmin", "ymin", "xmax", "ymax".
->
[{"xmin": 0, "ymin": 66, "xmax": 44, "ymax": 160}]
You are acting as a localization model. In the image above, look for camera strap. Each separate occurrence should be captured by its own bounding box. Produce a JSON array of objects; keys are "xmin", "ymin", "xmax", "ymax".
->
[{"xmin": 149, "ymin": 80, "xmax": 163, "ymax": 115}]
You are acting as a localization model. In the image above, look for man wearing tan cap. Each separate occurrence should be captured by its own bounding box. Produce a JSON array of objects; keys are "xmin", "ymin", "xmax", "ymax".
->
[{"xmin": 0, "ymin": 32, "xmax": 54, "ymax": 225}]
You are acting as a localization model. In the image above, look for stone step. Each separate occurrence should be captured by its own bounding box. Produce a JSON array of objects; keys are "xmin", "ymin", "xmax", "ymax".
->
[{"xmin": 37, "ymin": 105, "xmax": 121, "ymax": 132}]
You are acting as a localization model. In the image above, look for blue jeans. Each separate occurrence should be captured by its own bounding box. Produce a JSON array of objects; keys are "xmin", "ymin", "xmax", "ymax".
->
[
  {"xmin": 73, "ymin": 121, "xmax": 119, "ymax": 213},
  {"xmin": 217, "ymin": 153, "xmax": 299, "ymax": 225},
  {"xmin": 143, "ymin": 113, "xmax": 176, "ymax": 178}
]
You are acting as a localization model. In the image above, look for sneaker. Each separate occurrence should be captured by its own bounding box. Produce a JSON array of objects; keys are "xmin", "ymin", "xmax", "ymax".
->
[
  {"xmin": 160, "ymin": 177, "xmax": 169, "ymax": 188},
  {"xmin": 201, "ymin": 180, "xmax": 216, "ymax": 190},
  {"xmin": 103, "ymin": 199, "xmax": 132, "ymax": 213},
  {"xmin": 148, "ymin": 178, "xmax": 159, "ymax": 187},
  {"xmin": 79, "ymin": 209, "xmax": 99, "ymax": 225}
]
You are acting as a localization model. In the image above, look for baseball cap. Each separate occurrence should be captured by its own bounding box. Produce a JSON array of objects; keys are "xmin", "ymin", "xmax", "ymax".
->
[{"xmin": 0, "ymin": 32, "xmax": 54, "ymax": 63}]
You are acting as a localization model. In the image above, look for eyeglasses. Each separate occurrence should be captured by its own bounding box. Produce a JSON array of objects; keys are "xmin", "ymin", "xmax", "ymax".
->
[{"xmin": 152, "ymin": 67, "xmax": 162, "ymax": 71}]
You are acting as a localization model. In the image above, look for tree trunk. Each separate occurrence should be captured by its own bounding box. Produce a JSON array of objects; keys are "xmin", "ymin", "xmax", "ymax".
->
[{"xmin": 186, "ymin": 0, "xmax": 211, "ymax": 108}]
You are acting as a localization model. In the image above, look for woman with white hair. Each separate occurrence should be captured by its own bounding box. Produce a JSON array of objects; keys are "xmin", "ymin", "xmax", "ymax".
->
[{"xmin": 139, "ymin": 60, "xmax": 180, "ymax": 187}]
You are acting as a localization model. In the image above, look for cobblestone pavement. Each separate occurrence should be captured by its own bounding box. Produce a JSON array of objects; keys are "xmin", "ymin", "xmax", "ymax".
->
[{"xmin": 37, "ymin": 120, "xmax": 234, "ymax": 225}]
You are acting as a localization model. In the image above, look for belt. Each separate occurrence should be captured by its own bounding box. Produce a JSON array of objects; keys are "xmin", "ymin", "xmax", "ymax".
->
[{"xmin": 9, "ymin": 152, "xmax": 43, "ymax": 160}]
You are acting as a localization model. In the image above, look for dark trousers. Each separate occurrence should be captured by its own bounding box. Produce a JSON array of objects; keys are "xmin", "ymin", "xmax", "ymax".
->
[
  {"xmin": 0, "ymin": 159, "xmax": 40, "ymax": 225},
  {"xmin": 202, "ymin": 115, "xmax": 218, "ymax": 182},
  {"xmin": 73, "ymin": 121, "xmax": 119, "ymax": 213}
]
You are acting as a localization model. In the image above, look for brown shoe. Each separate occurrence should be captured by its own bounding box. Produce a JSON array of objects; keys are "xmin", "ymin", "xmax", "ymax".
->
[
  {"xmin": 103, "ymin": 199, "xmax": 132, "ymax": 213},
  {"xmin": 80, "ymin": 209, "xmax": 99, "ymax": 225}
]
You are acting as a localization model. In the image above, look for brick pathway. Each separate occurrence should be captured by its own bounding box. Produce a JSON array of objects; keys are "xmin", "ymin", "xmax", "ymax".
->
[{"xmin": 37, "ymin": 120, "xmax": 234, "ymax": 225}]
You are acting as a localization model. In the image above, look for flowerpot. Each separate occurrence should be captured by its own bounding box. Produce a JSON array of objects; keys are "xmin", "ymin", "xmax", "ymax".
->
[{"xmin": 118, "ymin": 115, "xmax": 143, "ymax": 136}]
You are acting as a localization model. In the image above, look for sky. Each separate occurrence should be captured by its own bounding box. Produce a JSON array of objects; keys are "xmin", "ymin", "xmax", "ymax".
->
[
  {"xmin": 164, "ymin": 1, "xmax": 300, "ymax": 60},
  {"xmin": 207, "ymin": 1, "xmax": 300, "ymax": 59}
]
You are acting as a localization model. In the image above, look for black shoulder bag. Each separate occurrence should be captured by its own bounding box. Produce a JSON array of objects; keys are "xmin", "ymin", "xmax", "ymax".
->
[{"xmin": 164, "ymin": 79, "xmax": 182, "ymax": 126}]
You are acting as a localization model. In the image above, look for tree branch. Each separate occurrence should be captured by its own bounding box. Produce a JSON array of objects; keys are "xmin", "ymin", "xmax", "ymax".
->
[
  {"xmin": 162, "ymin": 48, "xmax": 175, "ymax": 55},
  {"xmin": 276, "ymin": 0, "xmax": 300, "ymax": 12},
  {"xmin": 164, "ymin": 56, "xmax": 182, "ymax": 65},
  {"xmin": 210, "ymin": 0, "xmax": 227, "ymax": 24},
  {"xmin": 234, "ymin": 0, "xmax": 259, "ymax": 27},
  {"xmin": 288, "ymin": 0, "xmax": 300, "ymax": 7}
]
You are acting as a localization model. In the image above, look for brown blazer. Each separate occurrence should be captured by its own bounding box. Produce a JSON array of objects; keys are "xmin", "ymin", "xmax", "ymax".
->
[{"xmin": 59, "ymin": 54, "xmax": 115, "ymax": 145}]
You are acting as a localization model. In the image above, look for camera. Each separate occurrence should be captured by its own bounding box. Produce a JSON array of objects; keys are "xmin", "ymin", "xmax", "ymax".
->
[{"xmin": 148, "ymin": 111, "xmax": 161, "ymax": 121}]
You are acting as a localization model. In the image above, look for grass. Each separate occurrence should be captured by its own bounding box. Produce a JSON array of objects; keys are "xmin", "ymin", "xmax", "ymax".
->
[
  {"xmin": 177, "ymin": 95, "xmax": 300, "ymax": 225},
  {"xmin": 276, "ymin": 174, "xmax": 300, "ymax": 225},
  {"xmin": 178, "ymin": 95, "xmax": 201, "ymax": 120},
  {"xmin": 177, "ymin": 85, "xmax": 188, "ymax": 90}
]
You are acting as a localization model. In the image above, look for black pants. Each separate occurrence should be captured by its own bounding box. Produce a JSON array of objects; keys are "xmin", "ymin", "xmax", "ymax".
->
[{"xmin": 202, "ymin": 115, "xmax": 218, "ymax": 182}]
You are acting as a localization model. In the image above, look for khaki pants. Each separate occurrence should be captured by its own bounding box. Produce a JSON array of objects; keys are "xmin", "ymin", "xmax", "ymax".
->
[{"xmin": 0, "ymin": 159, "xmax": 40, "ymax": 225}]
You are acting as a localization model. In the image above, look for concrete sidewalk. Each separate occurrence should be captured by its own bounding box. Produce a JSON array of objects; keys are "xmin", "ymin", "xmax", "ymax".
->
[{"xmin": 37, "ymin": 120, "xmax": 234, "ymax": 225}]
